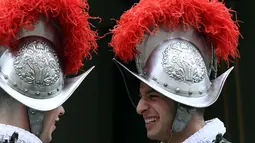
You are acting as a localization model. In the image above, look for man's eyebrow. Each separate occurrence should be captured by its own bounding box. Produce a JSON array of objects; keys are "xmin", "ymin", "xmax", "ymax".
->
[{"xmin": 139, "ymin": 88, "xmax": 159, "ymax": 96}]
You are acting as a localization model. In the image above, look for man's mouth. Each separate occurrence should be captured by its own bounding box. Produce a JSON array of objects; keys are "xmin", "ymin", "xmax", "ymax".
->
[
  {"xmin": 53, "ymin": 119, "xmax": 59, "ymax": 130},
  {"xmin": 144, "ymin": 117, "xmax": 159, "ymax": 130},
  {"xmin": 145, "ymin": 117, "xmax": 159, "ymax": 124}
]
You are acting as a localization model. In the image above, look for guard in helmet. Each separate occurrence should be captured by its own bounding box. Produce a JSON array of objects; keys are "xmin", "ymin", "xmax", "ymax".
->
[
  {"xmin": 110, "ymin": 0, "xmax": 240, "ymax": 142},
  {"xmin": 0, "ymin": 0, "xmax": 98, "ymax": 143}
]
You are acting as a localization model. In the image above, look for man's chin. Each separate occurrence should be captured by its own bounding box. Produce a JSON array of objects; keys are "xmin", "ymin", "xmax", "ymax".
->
[
  {"xmin": 40, "ymin": 136, "xmax": 52, "ymax": 143},
  {"xmin": 147, "ymin": 130, "xmax": 160, "ymax": 140},
  {"xmin": 40, "ymin": 133, "xmax": 52, "ymax": 143},
  {"xmin": 147, "ymin": 128, "xmax": 169, "ymax": 141}
]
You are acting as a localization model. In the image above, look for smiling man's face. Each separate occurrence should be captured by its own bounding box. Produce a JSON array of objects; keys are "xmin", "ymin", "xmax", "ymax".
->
[{"xmin": 137, "ymin": 82, "xmax": 176, "ymax": 141}]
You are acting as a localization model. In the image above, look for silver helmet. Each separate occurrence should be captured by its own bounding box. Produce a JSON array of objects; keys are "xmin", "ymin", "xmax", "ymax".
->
[
  {"xmin": 114, "ymin": 26, "xmax": 233, "ymax": 108},
  {"xmin": 0, "ymin": 17, "xmax": 94, "ymax": 111},
  {"xmin": 0, "ymin": 17, "xmax": 95, "ymax": 136},
  {"xmin": 0, "ymin": 0, "xmax": 98, "ymax": 137}
]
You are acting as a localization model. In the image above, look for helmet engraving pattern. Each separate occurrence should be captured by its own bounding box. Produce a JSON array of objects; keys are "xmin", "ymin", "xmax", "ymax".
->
[
  {"xmin": 14, "ymin": 41, "xmax": 60, "ymax": 87},
  {"xmin": 162, "ymin": 41, "xmax": 206, "ymax": 84}
]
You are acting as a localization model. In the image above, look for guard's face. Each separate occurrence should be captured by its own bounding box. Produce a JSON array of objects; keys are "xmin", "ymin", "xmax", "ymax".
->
[
  {"xmin": 40, "ymin": 106, "xmax": 65, "ymax": 143},
  {"xmin": 137, "ymin": 82, "xmax": 176, "ymax": 141}
]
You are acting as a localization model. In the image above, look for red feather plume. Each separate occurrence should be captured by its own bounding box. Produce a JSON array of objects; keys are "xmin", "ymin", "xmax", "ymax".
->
[
  {"xmin": 110, "ymin": 0, "xmax": 241, "ymax": 63},
  {"xmin": 0, "ymin": 0, "xmax": 98, "ymax": 74}
]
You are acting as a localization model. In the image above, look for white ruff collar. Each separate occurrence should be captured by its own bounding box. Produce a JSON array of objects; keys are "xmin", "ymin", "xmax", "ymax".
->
[
  {"xmin": 182, "ymin": 118, "xmax": 226, "ymax": 143},
  {"xmin": 0, "ymin": 124, "xmax": 42, "ymax": 143}
]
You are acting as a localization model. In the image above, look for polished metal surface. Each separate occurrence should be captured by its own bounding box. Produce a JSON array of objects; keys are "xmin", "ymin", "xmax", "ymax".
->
[
  {"xmin": 0, "ymin": 55, "xmax": 94, "ymax": 111},
  {"xmin": 0, "ymin": 16, "xmax": 96, "ymax": 111},
  {"xmin": 139, "ymin": 38, "xmax": 211, "ymax": 98},
  {"xmin": 161, "ymin": 40, "xmax": 206, "ymax": 83},
  {"xmin": 114, "ymin": 26, "xmax": 233, "ymax": 108},
  {"xmin": 28, "ymin": 108, "xmax": 44, "ymax": 137},
  {"xmin": 17, "ymin": 17, "xmax": 62, "ymax": 52},
  {"xmin": 0, "ymin": 42, "xmax": 95, "ymax": 111},
  {"xmin": 0, "ymin": 38, "xmax": 63, "ymax": 99},
  {"xmin": 136, "ymin": 26, "xmax": 212, "ymax": 75},
  {"xmin": 172, "ymin": 104, "xmax": 195, "ymax": 132},
  {"xmin": 14, "ymin": 41, "xmax": 60, "ymax": 86},
  {"xmin": 113, "ymin": 58, "xmax": 233, "ymax": 108},
  {"xmin": 0, "ymin": 16, "xmax": 95, "ymax": 139}
]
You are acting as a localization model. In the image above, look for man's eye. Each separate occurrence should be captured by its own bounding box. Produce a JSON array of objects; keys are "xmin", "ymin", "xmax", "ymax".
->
[{"xmin": 148, "ymin": 94, "xmax": 158, "ymax": 99}]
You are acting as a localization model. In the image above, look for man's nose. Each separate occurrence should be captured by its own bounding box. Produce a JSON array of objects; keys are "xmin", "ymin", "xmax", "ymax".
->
[
  {"xmin": 136, "ymin": 98, "xmax": 149, "ymax": 115},
  {"xmin": 58, "ymin": 105, "xmax": 65, "ymax": 116}
]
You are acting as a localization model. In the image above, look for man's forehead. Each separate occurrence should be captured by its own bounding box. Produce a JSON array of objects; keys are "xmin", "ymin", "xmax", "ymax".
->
[
  {"xmin": 140, "ymin": 82, "xmax": 150, "ymax": 90},
  {"xmin": 139, "ymin": 82, "xmax": 157, "ymax": 94}
]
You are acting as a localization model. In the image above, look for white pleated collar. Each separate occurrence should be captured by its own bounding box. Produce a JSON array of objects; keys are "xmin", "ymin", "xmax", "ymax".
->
[
  {"xmin": 182, "ymin": 118, "xmax": 226, "ymax": 143},
  {"xmin": 0, "ymin": 123, "xmax": 42, "ymax": 143}
]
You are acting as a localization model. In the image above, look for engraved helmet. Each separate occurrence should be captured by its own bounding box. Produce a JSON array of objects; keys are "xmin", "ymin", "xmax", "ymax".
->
[
  {"xmin": 110, "ymin": 0, "xmax": 240, "ymax": 133},
  {"xmin": 112, "ymin": 26, "xmax": 234, "ymax": 108},
  {"xmin": 0, "ymin": 0, "xmax": 98, "ymax": 137},
  {"xmin": 113, "ymin": 25, "xmax": 236, "ymax": 108}
]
